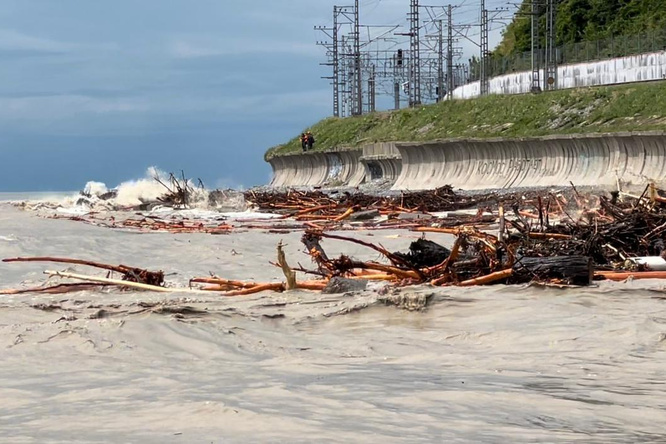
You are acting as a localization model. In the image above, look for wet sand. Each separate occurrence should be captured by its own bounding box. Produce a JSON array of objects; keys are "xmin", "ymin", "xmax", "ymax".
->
[{"xmin": 2, "ymin": 204, "xmax": 666, "ymax": 443}]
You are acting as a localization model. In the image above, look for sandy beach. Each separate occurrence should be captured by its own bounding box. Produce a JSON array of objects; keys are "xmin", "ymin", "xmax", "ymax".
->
[{"xmin": 2, "ymin": 202, "xmax": 666, "ymax": 443}]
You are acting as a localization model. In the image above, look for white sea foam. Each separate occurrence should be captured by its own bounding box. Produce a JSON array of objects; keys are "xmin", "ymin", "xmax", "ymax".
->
[
  {"xmin": 11, "ymin": 167, "xmax": 251, "ymax": 213},
  {"xmin": 114, "ymin": 167, "xmax": 171, "ymax": 207},
  {"xmin": 83, "ymin": 181, "xmax": 109, "ymax": 197}
]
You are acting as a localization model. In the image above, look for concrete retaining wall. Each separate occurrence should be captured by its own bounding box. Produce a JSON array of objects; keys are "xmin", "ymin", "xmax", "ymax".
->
[
  {"xmin": 392, "ymin": 132, "xmax": 666, "ymax": 190},
  {"xmin": 268, "ymin": 149, "xmax": 366, "ymax": 187},
  {"xmin": 453, "ymin": 50, "xmax": 666, "ymax": 99},
  {"xmin": 268, "ymin": 143, "xmax": 405, "ymax": 188},
  {"xmin": 268, "ymin": 133, "xmax": 666, "ymax": 191},
  {"xmin": 360, "ymin": 143, "xmax": 402, "ymax": 182}
]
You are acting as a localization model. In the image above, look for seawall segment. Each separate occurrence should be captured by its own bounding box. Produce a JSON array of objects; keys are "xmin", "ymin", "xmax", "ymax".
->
[
  {"xmin": 267, "ymin": 132, "xmax": 666, "ymax": 191},
  {"xmin": 268, "ymin": 149, "xmax": 366, "ymax": 188},
  {"xmin": 392, "ymin": 132, "xmax": 666, "ymax": 190},
  {"xmin": 360, "ymin": 143, "xmax": 402, "ymax": 182}
]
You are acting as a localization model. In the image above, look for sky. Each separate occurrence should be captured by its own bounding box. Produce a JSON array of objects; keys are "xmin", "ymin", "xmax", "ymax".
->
[{"xmin": 0, "ymin": 0, "xmax": 513, "ymax": 192}]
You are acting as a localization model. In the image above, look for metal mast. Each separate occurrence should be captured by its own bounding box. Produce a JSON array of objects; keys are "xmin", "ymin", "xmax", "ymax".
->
[
  {"xmin": 332, "ymin": 7, "xmax": 340, "ymax": 116},
  {"xmin": 368, "ymin": 64, "xmax": 376, "ymax": 112},
  {"xmin": 544, "ymin": 0, "xmax": 557, "ymax": 91},
  {"xmin": 446, "ymin": 4, "xmax": 454, "ymax": 100},
  {"xmin": 480, "ymin": 0, "xmax": 489, "ymax": 95},
  {"xmin": 437, "ymin": 19, "xmax": 444, "ymax": 102},
  {"xmin": 352, "ymin": 0, "xmax": 363, "ymax": 115},
  {"xmin": 408, "ymin": 0, "xmax": 421, "ymax": 107},
  {"xmin": 530, "ymin": 0, "xmax": 541, "ymax": 93}
]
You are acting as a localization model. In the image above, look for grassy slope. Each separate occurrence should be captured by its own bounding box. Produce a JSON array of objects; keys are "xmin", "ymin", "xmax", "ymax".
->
[{"xmin": 267, "ymin": 82, "xmax": 666, "ymax": 158}]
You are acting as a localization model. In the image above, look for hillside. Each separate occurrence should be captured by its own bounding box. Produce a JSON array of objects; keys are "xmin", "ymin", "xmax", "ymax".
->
[
  {"xmin": 267, "ymin": 81, "xmax": 666, "ymax": 158},
  {"xmin": 495, "ymin": 0, "xmax": 666, "ymax": 57}
]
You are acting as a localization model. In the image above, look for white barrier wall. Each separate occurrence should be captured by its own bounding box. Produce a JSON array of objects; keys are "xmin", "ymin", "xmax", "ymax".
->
[
  {"xmin": 392, "ymin": 132, "xmax": 666, "ymax": 191},
  {"xmin": 453, "ymin": 51, "xmax": 666, "ymax": 99}
]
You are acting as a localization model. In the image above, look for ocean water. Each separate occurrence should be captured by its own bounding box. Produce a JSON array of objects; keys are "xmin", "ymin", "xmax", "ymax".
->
[
  {"xmin": 0, "ymin": 191, "xmax": 75, "ymax": 203},
  {"xmin": 1, "ymin": 202, "xmax": 666, "ymax": 443}
]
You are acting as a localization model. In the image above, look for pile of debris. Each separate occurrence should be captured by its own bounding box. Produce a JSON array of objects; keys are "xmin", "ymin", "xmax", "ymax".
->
[
  {"xmin": 244, "ymin": 186, "xmax": 491, "ymax": 215},
  {"xmin": 8, "ymin": 184, "xmax": 666, "ymax": 296}
]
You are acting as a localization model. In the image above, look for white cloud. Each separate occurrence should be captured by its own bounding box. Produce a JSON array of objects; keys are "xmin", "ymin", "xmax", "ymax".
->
[
  {"xmin": 0, "ymin": 29, "xmax": 76, "ymax": 53},
  {"xmin": 0, "ymin": 94, "xmax": 150, "ymax": 120},
  {"xmin": 0, "ymin": 29, "xmax": 120, "ymax": 54},
  {"xmin": 169, "ymin": 37, "xmax": 318, "ymax": 59}
]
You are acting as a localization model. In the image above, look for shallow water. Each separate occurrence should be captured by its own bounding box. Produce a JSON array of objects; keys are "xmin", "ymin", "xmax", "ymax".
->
[{"xmin": 1, "ymin": 203, "xmax": 666, "ymax": 443}]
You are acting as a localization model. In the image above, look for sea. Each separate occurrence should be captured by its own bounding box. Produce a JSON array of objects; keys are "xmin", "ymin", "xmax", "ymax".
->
[{"xmin": 1, "ymin": 183, "xmax": 666, "ymax": 443}]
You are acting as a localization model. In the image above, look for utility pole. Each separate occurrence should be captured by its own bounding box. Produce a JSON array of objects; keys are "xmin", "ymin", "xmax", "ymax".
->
[
  {"xmin": 436, "ymin": 19, "xmax": 444, "ymax": 102},
  {"xmin": 544, "ymin": 0, "xmax": 557, "ymax": 91},
  {"xmin": 352, "ymin": 0, "xmax": 363, "ymax": 115},
  {"xmin": 340, "ymin": 35, "xmax": 350, "ymax": 117},
  {"xmin": 447, "ymin": 5, "xmax": 454, "ymax": 100},
  {"xmin": 480, "ymin": 0, "xmax": 489, "ymax": 96},
  {"xmin": 368, "ymin": 65, "xmax": 376, "ymax": 112},
  {"xmin": 409, "ymin": 0, "xmax": 421, "ymax": 107},
  {"xmin": 530, "ymin": 0, "xmax": 541, "ymax": 93},
  {"xmin": 315, "ymin": 6, "xmax": 353, "ymax": 117},
  {"xmin": 332, "ymin": 7, "xmax": 340, "ymax": 116}
]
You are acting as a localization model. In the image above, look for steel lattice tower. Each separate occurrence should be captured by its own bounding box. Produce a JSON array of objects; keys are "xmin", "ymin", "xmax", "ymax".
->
[
  {"xmin": 530, "ymin": 0, "xmax": 541, "ymax": 93},
  {"xmin": 446, "ymin": 4, "xmax": 454, "ymax": 100},
  {"xmin": 408, "ymin": 0, "xmax": 421, "ymax": 107},
  {"xmin": 480, "ymin": 0, "xmax": 489, "ymax": 96},
  {"xmin": 352, "ymin": 0, "xmax": 363, "ymax": 115},
  {"xmin": 544, "ymin": 0, "xmax": 557, "ymax": 90}
]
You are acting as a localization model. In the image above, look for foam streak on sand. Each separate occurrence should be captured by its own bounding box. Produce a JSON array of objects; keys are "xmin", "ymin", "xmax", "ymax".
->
[{"xmin": 2, "ymin": 203, "xmax": 666, "ymax": 443}]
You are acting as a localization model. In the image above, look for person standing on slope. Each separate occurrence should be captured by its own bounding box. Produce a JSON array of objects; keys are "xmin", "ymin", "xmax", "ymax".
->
[
  {"xmin": 300, "ymin": 133, "xmax": 307, "ymax": 152},
  {"xmin": 306, "ymin": 131, "xmax": 315, "ymax": 151}
]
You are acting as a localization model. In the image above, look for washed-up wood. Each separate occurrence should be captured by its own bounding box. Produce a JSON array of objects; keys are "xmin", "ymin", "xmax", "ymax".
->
[
  {"xmin": 457, "ymin": 269, "xmax": 513, "ymax": 286},
  {"xmin": 595, "ymin": 271, "xmax": 666, "ymax": 281},
  {"xmin": 512, "ymin": 256, "xmax": 593, "ymax": 286},
  {"xmin": 4, "ymin": 257, "xmax": 164, "ymax": 286},
  {"xmin": 43, "ymin": 270, "xmax": 204, "ymax": 293}
]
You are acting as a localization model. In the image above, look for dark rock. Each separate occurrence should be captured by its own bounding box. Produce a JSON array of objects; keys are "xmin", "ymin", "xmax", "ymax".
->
[
  {"xmin": 99, "ymin": 190, "xmax": 118, "ymax": 200},
  {"xmin": 322, "ymin": 277, "xmax": 368, "ymax": 294},
  {"xmin": 394, "ymin": 238, "xmax": 451, "ymax": 268},
  {"xmin": 397, "ymin": 212, "xmax": 433, "ymax": 220},
  {"xmin": 349, "ymin": 209, "xmax": 380, "ymax": 221}
]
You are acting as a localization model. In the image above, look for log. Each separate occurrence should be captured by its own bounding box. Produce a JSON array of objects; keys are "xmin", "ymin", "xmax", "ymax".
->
[
  {"xmin": 512, "ymin": 256, "xmax": 593, "ymax": 286},
  {"xmin": 0, "ymin": 283, "xmax": 110, "ymax": 295},
  {"xmin": 277, "ymin": 241, "xmax": 296, "ymax": 290},
  {"xmin": 595, "ymin": 271, "xmax": 666, "ymax": 281},
  {"xmin": 527, "ymin": 232, "xmax": 573, "ymax": 240},
  {"xmin": 190, "ymin": 277, "xmax": 257, "ymax": 289},
  {"xmin": 43, "ymin": 270, "xmax": 207, "ymax": 293},
  {"xmin": 4, "ymin": 256, "xmax": 164, "ymax": 286},
  {"xmin": 458, "ymin": 269, "xmax": 513, "ymax": 286},
  {"xmin": 333, "ymin": 207, "xmax": 355, "ymax": 221},
  {"xmin": 223, "ymin": 283, "xmax": 285, "ymax": 296}
]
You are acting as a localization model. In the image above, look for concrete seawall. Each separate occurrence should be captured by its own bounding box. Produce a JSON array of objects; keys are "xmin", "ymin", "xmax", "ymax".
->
[
  {"xmin": 392, "ymin": 132, "xmax": 666, "ymax": 190},
  {"xmin": 268, "ymin": 144, "xmax": 400, "ymax": 188},
  {"xmin": 267, "ymin": 132, "xmax": 666, "ymax": 190},
  {"xmin": 268, "ymin": 150, "xmax": 366, "ymax": 187}
]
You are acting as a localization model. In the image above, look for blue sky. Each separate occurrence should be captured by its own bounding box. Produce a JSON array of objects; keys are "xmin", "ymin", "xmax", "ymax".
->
[{"xmin": 0, "ymin": 0, "xmax": 510, "ymax": 191}]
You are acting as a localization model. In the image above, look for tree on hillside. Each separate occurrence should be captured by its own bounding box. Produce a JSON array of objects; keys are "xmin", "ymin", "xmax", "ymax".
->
[{"xmin": 494, "ymin": 0, "xmax": 666, "ymax": 57}]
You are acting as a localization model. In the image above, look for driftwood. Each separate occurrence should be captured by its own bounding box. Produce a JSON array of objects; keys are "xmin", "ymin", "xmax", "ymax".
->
[
  {"xmin": 512, "ymin": 256, "xmax": 593, "ymax": 286},
  {"xmin": 3, "ymin": 257, "xmax": 164, "ymax": 286},
  {"xmin": 277, "ymin": 241, "xmax": 297, "ymax": 290},
  {"xmin": 0, "ymin": 283, "xmax": 111, "ymax": 295},
  {"xmin": 43, "ymin": 270, "xmax": 203, "ymax": 293}
]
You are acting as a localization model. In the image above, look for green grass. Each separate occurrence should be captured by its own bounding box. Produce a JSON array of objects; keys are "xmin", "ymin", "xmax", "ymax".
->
[{"xmin": 266, "ymin": 81, "xmax": 666, "ymax": 159}]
